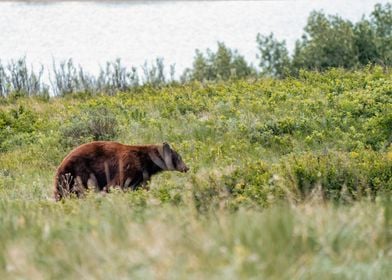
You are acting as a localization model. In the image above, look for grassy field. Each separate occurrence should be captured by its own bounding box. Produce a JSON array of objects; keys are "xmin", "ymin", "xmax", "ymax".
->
[{"xmin": 0, "ymin": 68, "xmax": 391, "ymax": 279}]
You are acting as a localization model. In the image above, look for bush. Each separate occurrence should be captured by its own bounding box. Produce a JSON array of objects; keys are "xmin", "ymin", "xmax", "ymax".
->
[
  {"xmin": 256, "ymin": 33, "xmax": 291, "ymax": 78},
  {"xmin": 0, "ymin": 68, "xmax": 391, "ymax": 207},
  {"xmin": 281, "ymin": 150, "xmax": 392, "ymax": 201},
  {"xmin": 257, "ymin": 3, "xmax": 392, "ymax": 76},
  {"xmin": 292, "ymin": 12, "xmax": 359, "ymax": 71},
  {"xmin": 223, "ymin": 160, "xmax": 283, "ymax": 209},
  {"xmin": 0, "ymin": 106, "xmax": 40, "ymax": 151},
  {"xmin": 220, "ymin": 149, "xmax": 392, "ymax": 208},
  {"xmin": 0, "ymin": 58, "xmax": 48, "ymax": 98},
  {"xmin": 181, "ymin": 42, "xmax": 255, "ymax": 82},
  {"xmin": 60, "ymin": 106, "xmax": 118, "ymax": 148}
]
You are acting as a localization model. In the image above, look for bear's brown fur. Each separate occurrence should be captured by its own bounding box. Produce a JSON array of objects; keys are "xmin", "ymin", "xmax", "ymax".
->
[{"xmin": 54, "ymin": 141, "xmax": 188, "ymax": 201}]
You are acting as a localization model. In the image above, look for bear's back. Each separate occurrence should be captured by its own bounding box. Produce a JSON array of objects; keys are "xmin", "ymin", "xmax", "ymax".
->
[
  {"xmin": 57, "ymin": 141, "xmax": 122, "ymax": 172},
  {"xmin": 56, "ymin": 141, "xmax": 154, "ymax": 173}
]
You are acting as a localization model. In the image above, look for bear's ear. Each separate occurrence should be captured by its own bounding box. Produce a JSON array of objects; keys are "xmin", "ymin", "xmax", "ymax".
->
[
  {"xmin": 149, "ymin": 149, "xmax": 167, "ymax": 170},
  {"xmin": 162, "ymin": 142, "xmax": 174, "ymax": 170}
]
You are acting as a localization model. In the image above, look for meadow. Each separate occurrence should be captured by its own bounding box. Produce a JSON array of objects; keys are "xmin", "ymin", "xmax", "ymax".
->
[{"xmin": 0, "ymin": 67, "xmax": 391, "ymax": 279}]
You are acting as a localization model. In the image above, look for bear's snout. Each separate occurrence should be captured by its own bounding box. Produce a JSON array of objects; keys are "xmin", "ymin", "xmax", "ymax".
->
[{"xmin": 182, "ymin": 166, "xmax": 189, "ymax": 173}]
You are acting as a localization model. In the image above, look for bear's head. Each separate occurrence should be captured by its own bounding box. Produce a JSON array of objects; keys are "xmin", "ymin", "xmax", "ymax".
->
[
  {"xmin": 149, "ymin": 142, "xmax": 189, "ymax": 172},
  {"xmin": 162, "ymin": 142, "xmax": 189, "ymax": 173}
]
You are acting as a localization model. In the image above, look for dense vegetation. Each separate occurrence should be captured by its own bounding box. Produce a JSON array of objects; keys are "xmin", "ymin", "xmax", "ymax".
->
[
  {"xmin": 0, "ymin": 3, "xmax": 391, "ymax": 97},
  {"xmin": 0, "ymin": 2, "xmax": 391, "ymax": 278},
  {"xmin": 0, "ymin": 68, "xmax": 391, "ymax": 278},
  {"xmin": 257, "ymin": 3, "xmax": 392, "ymax": 77}
]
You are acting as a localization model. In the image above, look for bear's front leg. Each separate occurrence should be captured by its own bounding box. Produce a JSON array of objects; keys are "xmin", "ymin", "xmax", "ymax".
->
[{"xmin": 141, "ymin": 170, "xmax": 150, "ymax": 190}]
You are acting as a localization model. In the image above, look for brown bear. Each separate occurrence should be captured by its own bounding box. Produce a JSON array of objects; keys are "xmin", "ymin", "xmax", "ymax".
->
[{"xmin": 54, "ymin": 141, "xmax": 189, "ymax": 201}]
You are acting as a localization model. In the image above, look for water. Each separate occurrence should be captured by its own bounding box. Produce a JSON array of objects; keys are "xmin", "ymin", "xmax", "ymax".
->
[{"xmin": 0, "ymin": 0, "xmax": 388, "ymax": 76}]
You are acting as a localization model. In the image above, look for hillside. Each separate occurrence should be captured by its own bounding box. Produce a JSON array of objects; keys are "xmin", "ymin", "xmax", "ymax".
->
[{"xmin": 0, "ymin": 68, "xmax": 391, "ymax": 278}]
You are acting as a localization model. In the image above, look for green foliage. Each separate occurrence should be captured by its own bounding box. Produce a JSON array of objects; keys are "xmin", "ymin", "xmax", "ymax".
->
[
  {"xmin": 256, "ymin": 33, "xmax": 291, "ymax": 78},
  {"xmin": 0, "ymin": 4, "xmax": 392, "ymax": 277},
  {"xmin": 292, "ymin": 12, "xmax": 358, "ymax": 71},
  {"xmin": 223, "ymin": 160, "xmax": 282, "ymax": 209},
  {"xmin": 182, "ymin": 42, "xmax": 255, "ymax": 82},
  {"xmin": 0, "ymin": 106, "xmax": 41, "ymax": 151},
  {"xmin": 59, "ymin": 105, "xmax": 118, "ymax": 148},
  {"xmin": 257, "ymin": 3, "xmax": 392, "ymax": 76},
  {"xmin": 0, "ymin": 4, "xmax": 390, "ymax": 97},
  {"xmin": 221, "ymin": 149, "xmax": 392, "ymax": 207},
  {"xmin": 354, "ymin": 18, "xmax": 380, "ymax": 65},
  {"xmin": 371, "ymin": 3, "xmax": 392, "ymax": 65},
  {"xmin": 0, "ymin": 197, "xmax": 390, "ymax": 279},
  {"xmin": 0, "ymin": 69, "xmax": 391, "ymax": 278},
  {"xmin": 282, "ymin": 150, "xmax": 392, "ymax": 201}
]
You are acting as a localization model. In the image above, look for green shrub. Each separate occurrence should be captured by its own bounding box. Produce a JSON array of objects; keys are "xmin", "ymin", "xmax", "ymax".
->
[
  {"xmin": 190, "ymin": 172, "xmax": 223, "ymax": 213},
  {"xmin": 182, "ymin": 42, "xmax": 255, "ymax": 82},
  {"xmin": 59, "ymin": 106, "xmax": 118, "ymax": 148},
  {"xmin": 0, "ymin": 106, "xmax": 40, "ymax": 151},
  {"xmin": 292, "ymin": 11, "xmax": 359, "ymax": 71},
  {"xmin": 256, "ymin": 33, "xmax": 291, "ymax": 78},
  {"xmin": 221, "ymin": 149, "xmax": 392, "ymax": 208},
  {"xmin": 257, "ymin": 3, "xmax": 392, "ymax": 76},
  {"xmin": 223, "ymin": 161, "xmax": 284, "ymax": 209},
  {"xmin": 281, "ymin": 150, "xmax": 392, "ymax": 201}
]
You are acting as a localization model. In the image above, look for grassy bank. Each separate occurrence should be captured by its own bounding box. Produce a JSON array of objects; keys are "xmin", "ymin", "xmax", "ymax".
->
[
  {"xmin": 0, "ymin": 196, "xmax": 390, "ymax": 279},
  {"xmin": 0, "ymin": 68, "xmax": 391, "ymax": 278}
]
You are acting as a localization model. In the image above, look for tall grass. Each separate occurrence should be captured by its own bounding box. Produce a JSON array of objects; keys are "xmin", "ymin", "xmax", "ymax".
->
[
  {"xmin": 0, "ymin": 68, "xmax": 391, "ymax": 278},
  {"xmin": 0, "ymin": 194, "xmax": 390, "ymax": 279}
]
